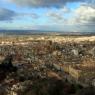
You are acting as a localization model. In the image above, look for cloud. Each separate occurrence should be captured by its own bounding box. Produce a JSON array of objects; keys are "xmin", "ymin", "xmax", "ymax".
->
[
  {"xmin": 8, "ymin": 0, "xmax": 85, "ymax": 7},
  {"xmin": 45, "ymin": 4, "xmax": 95, "ymax": 32},
  {"xmin": 45, "ymin": 5, "xmax": 95, "ymax": 25},
  {"xmin": 47, "ymin": 11, "xmax": 64, "ymax": 21},
  {"xmin": 69, "ymin": 5, "xmax": 95, "ymax": 24},
  {"xmin": 63, "ymin": 4, "xmax": 95, "ymax": 32},
  {"xmin": 19, "ymin": 13, "xmax": 39, "ymax": 19},
  {"xmin": 1, "ymin": 0, "xmax": 95, "ymax": 32},
  {"xmin": 46, "ymin": 7, "xmax": 71, "ymax": 24},
  {"xmin": 0, "ymin": 8, "xmax": 40, "ymax": 21},
  {"xmin": 0, "ymin": 8, "xmax": 16, "ymax": 21}
]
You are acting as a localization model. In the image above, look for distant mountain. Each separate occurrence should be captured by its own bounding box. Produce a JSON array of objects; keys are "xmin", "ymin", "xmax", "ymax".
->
[
  {"xmin": 0, "ymin": 30, "xmax": 95, "ymax": 36},
  {"xmin": 0, "ymin": 30, "xmax": 50, "ymax": 35}
]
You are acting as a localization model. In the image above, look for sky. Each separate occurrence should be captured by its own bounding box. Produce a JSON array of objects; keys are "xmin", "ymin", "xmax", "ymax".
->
[{"xmin": 0, "ymin": 0, "xmax": 95, "ymax": 32}]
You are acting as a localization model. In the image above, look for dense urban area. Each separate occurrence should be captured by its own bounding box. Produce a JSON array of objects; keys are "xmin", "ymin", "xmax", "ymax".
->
[{"xmin": 0, "ymin": 35, "xmax": 95, "ymax": 95}]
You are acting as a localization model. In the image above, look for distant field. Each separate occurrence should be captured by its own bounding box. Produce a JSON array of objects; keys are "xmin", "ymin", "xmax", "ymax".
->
[{"xmin": 0, "ymin": 34, "xmax": 95, "ymax": 43}]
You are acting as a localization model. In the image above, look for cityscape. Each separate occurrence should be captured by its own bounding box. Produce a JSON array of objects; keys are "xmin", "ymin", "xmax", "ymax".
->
[
  {"xmin": 0, "ymin": 35, "xmax": 95, "ymax": 95},
  {"xmin": 0, "ymin": 0, "xmax": 95, "ymax": 95}
]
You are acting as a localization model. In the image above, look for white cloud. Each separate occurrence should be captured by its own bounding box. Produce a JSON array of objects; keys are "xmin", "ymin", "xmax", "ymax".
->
[
  {"xmin": 18, "ymin": 13, "xmax": 39, "ymax": 19},
  {"xmin": 65, "ymin": 5, "xmax": 95, "ymax": 25},
  {"xmin": 62, "ymin": 4, "xmax": 95, "ymax": 32},
  {"xmin": 75, "ymin": 5, "xmax": 95, "ymax": 24},
  {"xmin": 45, "ymin": 7, "xmax": 71, "ymax": 24},
  {"xmin": 45, "ymin": 4, "xmax": 95, "ymax": 32},
  {"xmin": 46, "ymin": 11, "xmax": 64, "ymax": 22}
]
